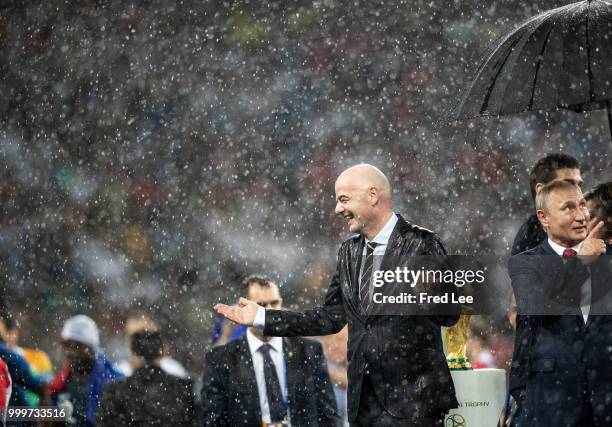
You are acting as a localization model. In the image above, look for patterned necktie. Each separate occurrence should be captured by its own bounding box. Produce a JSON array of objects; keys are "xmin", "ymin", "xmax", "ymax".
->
[
  {"xmin": 360, "ymin": 242, "xmax": 379, "ymax": 314},
  {"xmin": 258, "ymin": 343, "xmax": 286, "ymax": 422},
  {"xmin": 563, "ymin": 248, "xmax": 577, "ymax": 258}
]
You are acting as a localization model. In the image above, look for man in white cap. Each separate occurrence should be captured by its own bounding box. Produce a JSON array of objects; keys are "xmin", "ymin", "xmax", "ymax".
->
[{"xmin": 49, "ymin": 315, "xmax": 123, "ymax": 427}]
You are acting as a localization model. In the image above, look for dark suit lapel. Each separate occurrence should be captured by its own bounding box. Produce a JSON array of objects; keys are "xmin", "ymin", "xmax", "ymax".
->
[
  {"xmin": 236, "ymin": 337, "xmax": 263, "ymax": 422},
  {"xmin": 537, "ymin": 240, "xmax": 564, "ymax": 275},
  {"xmin": 538, "ymin": 240, "xmax": 556, "ymax": 255},
  {"xmin": 539, "ymin": 240, "xmax": 588, "ymax": 328},
  {"xmin": 351, "ymin": 237, "xmax": 365, "ymax": 297}
]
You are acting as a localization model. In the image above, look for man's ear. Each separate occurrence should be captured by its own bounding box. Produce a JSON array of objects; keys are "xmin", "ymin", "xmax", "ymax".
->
[
  {"xmin": 535, "ymin": 183, "xmax": 545, "ymax": 194},
  {"xmin": 368, "ymin": 186, "xmax": 379, "ymax": 205},
  {"xmin": 536, "ymin": 209, "xmax": 548, "ymax": 228}
]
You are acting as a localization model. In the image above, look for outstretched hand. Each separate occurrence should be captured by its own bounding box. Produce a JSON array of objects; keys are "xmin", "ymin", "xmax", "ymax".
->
[{"xmin": 214, "ymin": 298, "xmax": 260, "ymax": 326}]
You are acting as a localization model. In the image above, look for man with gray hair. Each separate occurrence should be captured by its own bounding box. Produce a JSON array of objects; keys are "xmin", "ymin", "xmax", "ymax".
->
[
  {"xmin": 511, "ymin": 153, "xmax": 583, "ymax": 255},
  {"xmin": 215, "ymin": 164, "xmax": 460, "ymax": 426}
]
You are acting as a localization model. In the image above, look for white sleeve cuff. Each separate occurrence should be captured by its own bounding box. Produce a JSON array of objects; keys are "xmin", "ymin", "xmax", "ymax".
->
[{"xmin": 253, "ymin": 306, "xmax": 266, "ymax": 329}]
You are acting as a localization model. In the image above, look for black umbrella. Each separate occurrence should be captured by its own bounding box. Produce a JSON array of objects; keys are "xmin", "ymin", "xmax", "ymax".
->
[{"xmin": 451, "ymin": 0, "xmax": 612, "ymax": 140}]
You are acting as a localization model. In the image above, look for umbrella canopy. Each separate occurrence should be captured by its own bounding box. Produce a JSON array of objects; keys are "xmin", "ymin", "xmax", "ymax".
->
[{"xmin": 451, "ymin": 0, "xmax": 612, "ymax": 132}]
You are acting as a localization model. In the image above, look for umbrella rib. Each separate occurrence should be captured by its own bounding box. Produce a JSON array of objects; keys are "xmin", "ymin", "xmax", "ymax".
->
[
  {"xmin": 474, "ymin": 4, "xmax": 570, "ymax": 116},
  {"xmin": 528, "ymin": 25, "xmax": 556, "ymax": 110},
  {"xmin": 479, "ymin": 37, "xmax": 522, "ymax": 115}
]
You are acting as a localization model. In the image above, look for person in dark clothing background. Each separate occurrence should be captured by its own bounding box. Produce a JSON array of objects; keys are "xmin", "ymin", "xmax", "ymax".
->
[
  {"xmin": 511, "ymin": 153, "xmax": 583, "ymax": 255},
  {"xmin": 585, "ymin": 182, "xmax": 612, "ymax": 249},
  {"xmin": 97, "ymin": 330, "xmax": 196, "ymax": 426}
]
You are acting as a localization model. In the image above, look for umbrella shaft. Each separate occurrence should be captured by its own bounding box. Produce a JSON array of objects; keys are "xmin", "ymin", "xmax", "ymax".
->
[{"xmin": 607, "ymin": 101, "xmax": 612, "ymax": 143}]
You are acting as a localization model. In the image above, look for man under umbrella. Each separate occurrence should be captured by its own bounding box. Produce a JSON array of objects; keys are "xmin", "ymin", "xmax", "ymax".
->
[{"xmin": 512, "ymin": 153, "xmax": 583, "ymax": 255}]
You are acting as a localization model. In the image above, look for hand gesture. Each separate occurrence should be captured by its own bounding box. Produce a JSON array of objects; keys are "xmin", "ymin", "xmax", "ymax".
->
[
  {"xmin": 214, "ymin": 298, "xmax": 260, "ymax": 326},
  {"xmin": 578, "ymin": 221, "xmax": 607, "ymax": 258}
]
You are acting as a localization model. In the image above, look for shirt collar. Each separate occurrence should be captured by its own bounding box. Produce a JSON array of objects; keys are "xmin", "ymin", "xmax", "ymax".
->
[
  {"xmin": 366, "ymin": 213, "xmax": 398, "ymax": 246},
  {"xmin": 547, "ymin": 238, "xmax": 582, "ymax": 256},
  {"xmin": 246, "ymin": 328, "xmax": 283, "ymax": 356}
]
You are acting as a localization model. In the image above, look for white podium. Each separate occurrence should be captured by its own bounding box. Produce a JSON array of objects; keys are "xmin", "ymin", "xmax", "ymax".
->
[{"xmin": 444, "ymin": 368, "xmax": 506, "ymax": 427}]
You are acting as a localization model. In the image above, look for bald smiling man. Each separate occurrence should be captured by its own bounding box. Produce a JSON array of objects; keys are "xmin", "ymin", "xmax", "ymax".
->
[{"xmin": 215, "ymin": 164, "xmax": 460, "ymax": 426}]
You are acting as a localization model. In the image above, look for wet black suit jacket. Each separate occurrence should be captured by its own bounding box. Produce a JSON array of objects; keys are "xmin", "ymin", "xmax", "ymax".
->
[{"xmin": 264, "ymin": 214, "xmax": 460, "ymax": 422}]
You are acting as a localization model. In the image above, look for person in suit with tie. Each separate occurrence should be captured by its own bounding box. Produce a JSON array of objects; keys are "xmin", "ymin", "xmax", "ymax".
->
[
  {"xmin": 503, "ymin": 154, "xmax": 584, "ymax": 426},
  {"xmin": 215, "ymin": 164, "xmax": 460, "ymax": 426},
  {"xmin": 508, "ymin": 180, "xmax": 611, "ymax": 427},
  {"xmin": 201, "ymin": 276, "xmax": 339, "ymax": 426}
]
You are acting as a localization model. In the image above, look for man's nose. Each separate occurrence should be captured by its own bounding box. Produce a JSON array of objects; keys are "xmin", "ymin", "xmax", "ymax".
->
[
  {"xmin": 576, "ymin": 208, "xmax": 587, "ymax": 222},
  {"xmin": 335, "ymin": 203, "xmax": 343, "ymax": 215}
]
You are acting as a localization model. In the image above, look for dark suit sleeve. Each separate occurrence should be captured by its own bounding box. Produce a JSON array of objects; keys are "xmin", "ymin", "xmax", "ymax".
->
[
  {"xmin": 264, "ymin": 247, "xmax": 347, "ymax": 337},
  {"xmin": 311, "ymin": 342, "xmax": 340, "ymax": 427},
  {"xmin": 200, "ymin": 348, "xmax": 230, "ymax": 427}
]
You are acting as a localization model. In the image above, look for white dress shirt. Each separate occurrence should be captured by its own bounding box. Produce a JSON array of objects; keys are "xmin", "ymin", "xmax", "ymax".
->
[
  {"xmin": 362, "ymin": 213, "xmax": 398, "ymax": 256},
  {"xmin": 547, "ymin": 238, "xmax": 591, "ymax": 323},
  {"xmin": 245, "ymin": 329, "xmax": 288, "ymax": 424},
  {"xmin": 254, "ymin": 213, "xmax": 399, "ymax": 328}
]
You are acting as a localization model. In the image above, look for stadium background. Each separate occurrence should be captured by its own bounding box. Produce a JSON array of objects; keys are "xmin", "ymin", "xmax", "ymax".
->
[{"xmin": 1, "ymin": 0, "xmax": 611, "ymax": 373}]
